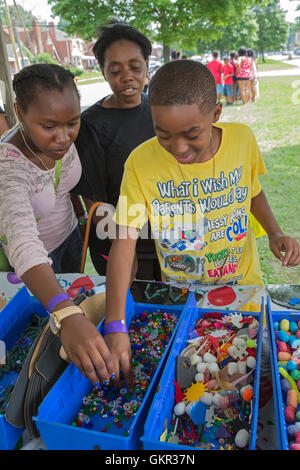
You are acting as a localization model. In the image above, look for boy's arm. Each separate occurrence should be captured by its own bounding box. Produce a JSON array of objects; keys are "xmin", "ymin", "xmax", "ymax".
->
[
  {"xmin": 251, "ymin": 191, "xmax": 300, "ymax": 266},
  {"xmin": 104, "ymin": 225, "xmax": 139, "ymax": 391}
]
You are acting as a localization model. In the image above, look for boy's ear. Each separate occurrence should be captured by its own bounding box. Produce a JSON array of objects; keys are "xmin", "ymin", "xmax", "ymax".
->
[{"xmin": 213, "ymin": 101, "xmax": 222, "ymax": 123}]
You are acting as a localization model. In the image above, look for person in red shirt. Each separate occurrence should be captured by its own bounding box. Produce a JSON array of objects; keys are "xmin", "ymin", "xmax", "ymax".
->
[
  {"xmin": 223, "ymin": 57, "xmax": 234, "ymax": 106},
  {"xmin": 207, "ymin": 51, "xmax": 223, "ymax": 101}
]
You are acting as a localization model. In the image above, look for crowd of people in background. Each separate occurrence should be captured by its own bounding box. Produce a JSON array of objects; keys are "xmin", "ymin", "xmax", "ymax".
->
[
  {"xmin": 144, "ymin": 46, "xmax": 259, "ymax": 107},
  {"xmin": 207, "ymin": 47, "xmax": 258, "ymax": 106}
]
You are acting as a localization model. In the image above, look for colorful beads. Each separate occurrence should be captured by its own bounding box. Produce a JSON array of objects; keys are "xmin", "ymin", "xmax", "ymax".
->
[
  {"xmin": 72, "ymin": 310, "xmax": 178, "ymax": 433},
  {"xmin": 0, "ymin": 314, "xmax": 48, "ymax": 414}
]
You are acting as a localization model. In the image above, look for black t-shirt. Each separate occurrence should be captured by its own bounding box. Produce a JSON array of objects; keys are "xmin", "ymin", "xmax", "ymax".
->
[
  {"xmin": 74, "ymin": 93, "xmax": 155, "ymax": 206},
  {"xmin": 73, "ymin": 93, "xmax": 157, "ymax": 264}
]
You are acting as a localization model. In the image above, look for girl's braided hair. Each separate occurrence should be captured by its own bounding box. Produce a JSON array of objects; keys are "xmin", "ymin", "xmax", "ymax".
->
[{"xmin": 13, "ymin": 63, "xmax": 80, "ymax": 111}]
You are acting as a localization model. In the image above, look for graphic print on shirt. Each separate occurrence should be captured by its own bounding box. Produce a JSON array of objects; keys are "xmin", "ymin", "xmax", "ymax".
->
[{"xmin": 151, "ymin": 165, "xmax": 249, "ymax": 285}]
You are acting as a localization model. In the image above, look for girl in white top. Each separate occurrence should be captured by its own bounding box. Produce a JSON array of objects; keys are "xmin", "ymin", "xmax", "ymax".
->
[
  {"xmin": 0, "ymin": 64, "xmax": 114, "ymax": 386},
  {"xmin": 247, "ymin": 48, "xmax": 258, "ymax": 102}
]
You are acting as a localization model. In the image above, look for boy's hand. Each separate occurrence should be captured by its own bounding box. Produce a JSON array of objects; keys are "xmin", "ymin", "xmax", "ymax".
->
[
  {"xmin": 269, "ymin": 233, "xmax": 300, "ymax": 267},
  {"xmin": 104, "ymin": 332, "xmax": 135, "ymax": 392}
]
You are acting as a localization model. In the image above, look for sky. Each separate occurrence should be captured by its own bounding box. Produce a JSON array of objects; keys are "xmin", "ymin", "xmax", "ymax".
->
[{"xmin": 8, "ymin": 0, "xmax": 300, "ymax": 24}]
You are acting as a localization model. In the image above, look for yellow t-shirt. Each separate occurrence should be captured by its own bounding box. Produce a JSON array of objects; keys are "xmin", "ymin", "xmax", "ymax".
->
[{"xmin": 115, "ymin": 123, "xmax": 267, "ymax": 286}]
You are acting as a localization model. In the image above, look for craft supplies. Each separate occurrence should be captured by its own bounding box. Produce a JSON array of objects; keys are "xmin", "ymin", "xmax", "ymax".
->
[
  {"xmin": 71, "ymin": 309, "xmax": 178, "ymax": 436},
  {"xmin": 270, "ymin": 314, "xmax": 300, "ymax": 449},
  {"xmin": 142, "ymin": 306, "xmax": 263, "ymax": 451},
  {"xmin": 0, "ymin": 314, "xmax": 48, "ymax": 414}
]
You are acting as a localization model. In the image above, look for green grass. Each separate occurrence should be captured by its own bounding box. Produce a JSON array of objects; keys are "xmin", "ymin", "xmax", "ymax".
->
[
  {"xmin": 220, "ymin": 76, "xmax": 300, "ymax": 284},
  {"xmin": 257, "ymin": 58, "xmax": 297, "ymax": 71},
  {"xmin": 76, "ymin": 71, "xmax": 105, "ymax": 86},
  {"xmin": 83, "ymin": 76, "xmax": 300, "ymax": 284}
]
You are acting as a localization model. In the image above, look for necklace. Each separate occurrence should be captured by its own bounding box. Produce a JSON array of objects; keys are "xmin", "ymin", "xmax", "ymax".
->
[{"xmin": 19, "ymin": 125, "xmax": 57, "ymax": 195}]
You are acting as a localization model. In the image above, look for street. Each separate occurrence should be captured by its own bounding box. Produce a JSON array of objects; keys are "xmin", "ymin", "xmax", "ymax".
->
[{"xmin": 78, "ymin": 55, "xmax": 300, "ymax": 110}]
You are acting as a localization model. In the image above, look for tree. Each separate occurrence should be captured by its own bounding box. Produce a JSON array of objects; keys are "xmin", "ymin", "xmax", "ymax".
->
[
  {"xmin": 253, "ymin": 0, "xmax": 288, "ymax": 60},
  {"xmin": 197, "ymin": 7, "xmax": 258, "ymax": 57},
  {"xmin": 49, "ymin": 0, "xmax": 263, "ymax": 62},
  {"xmin": 0, "ymin": 1, "xmax": 39, "ymax": 28}
]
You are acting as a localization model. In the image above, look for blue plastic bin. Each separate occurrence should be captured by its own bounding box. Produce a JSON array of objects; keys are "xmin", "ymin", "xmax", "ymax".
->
[
  {"xmin": 34, "ymin": 290, "xmax": 197, "ymax": 450},
  {"xmin": 141, "ymin": 302, "xmax": 264, "ymax": 450},
  {"xmin": 266, "ymin": 296, "xmax": 300, "ymax": 450},
  {"xmin": 0, "ymin": 286, "xmax": 48, "ymax": 450}
]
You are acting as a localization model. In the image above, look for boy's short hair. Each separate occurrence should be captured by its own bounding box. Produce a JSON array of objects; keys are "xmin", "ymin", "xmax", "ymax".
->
[
  {"xmin": 223, "ymin": 57, "xmax": 229, "ymax": 61},
  {"xmin": 148, "ymin": 59, "xmax": 217, "ymax": 113}
]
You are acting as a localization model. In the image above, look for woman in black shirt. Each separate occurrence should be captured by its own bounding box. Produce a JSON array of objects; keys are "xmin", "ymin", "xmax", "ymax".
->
[{"xmin": 74, "ymin": 22, "xmax": 160, "ymax": 280}]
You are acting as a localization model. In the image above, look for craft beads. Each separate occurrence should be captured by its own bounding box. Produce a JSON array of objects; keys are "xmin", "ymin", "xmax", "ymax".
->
[
  {"xmin": 72, "ymin": 310, "xmax": 178, "ymax": 434},
  {"xmin": 0, "ymin": 314, "xmax": 48, "ymax": 414}
]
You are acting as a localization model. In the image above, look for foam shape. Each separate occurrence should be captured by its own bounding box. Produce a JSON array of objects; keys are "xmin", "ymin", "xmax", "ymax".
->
[
  {"xmin": 207, "ymin": 286, "xmax": 236, "ymax": 306},
  {"xmin": 190, "ymin": 401, "xmax": 207, "ymax": 425}
]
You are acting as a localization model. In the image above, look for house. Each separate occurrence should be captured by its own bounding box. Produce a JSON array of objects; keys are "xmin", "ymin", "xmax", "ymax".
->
[
  {"xmin": 2, "ymin": 28, "xmax": 30, "ymax": 74},
  {"xmin": 3, "ymin": 21, "xmax": 97, "ymax": 71}
]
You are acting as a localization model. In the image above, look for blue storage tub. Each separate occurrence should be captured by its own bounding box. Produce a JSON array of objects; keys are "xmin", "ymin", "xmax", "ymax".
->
[
  {"xmin": 141, "ymin": 302, "xmax": 264, "ymax": 450},
  {"xmin": 0, "ymin": 286, "xmax": 48, "ymax": 450},
  {"xmin": 266, "ymin": 296, "xmax": 300, "ymax": 450},
  {"xmin": 34, "ymin": 290, "xmax": 197, "ymax": 450}
]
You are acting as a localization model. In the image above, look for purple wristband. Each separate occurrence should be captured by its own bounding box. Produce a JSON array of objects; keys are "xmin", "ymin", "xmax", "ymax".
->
[
  {"xmin": 47, "ymin": 293, "xmax": 71, "ymax": 313},
  {"xmin": 103, "ymin": 320, "xmax": 128, "ymax": 335}
]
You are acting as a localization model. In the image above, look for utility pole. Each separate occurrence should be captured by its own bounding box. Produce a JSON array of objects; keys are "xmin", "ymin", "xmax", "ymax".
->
[
  {"xmin": 3, "ymin": 0, "xmax": 20, "ymax": 72},
  {"xmin": 0, "ymin": 16, "xmax": 17, "ymax": 127}
]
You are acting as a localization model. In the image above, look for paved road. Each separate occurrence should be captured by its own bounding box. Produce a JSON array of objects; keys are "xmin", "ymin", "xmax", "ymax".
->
[{"xmin": 78, "ymin": 55, "xmax": 300, "ymax": 109}]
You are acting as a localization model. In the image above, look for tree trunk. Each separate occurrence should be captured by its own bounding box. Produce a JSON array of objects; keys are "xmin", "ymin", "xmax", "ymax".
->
[
  {"xmin": 0, "ymin": 16, "xmax": 17, "ymax": 127},
  {"xmin": 163, "ymin": 44, "xmax": 170, "ymax": 63}
]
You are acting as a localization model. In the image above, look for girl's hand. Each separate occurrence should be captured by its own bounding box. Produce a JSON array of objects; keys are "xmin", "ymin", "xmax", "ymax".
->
[{"xmin": 60, "ymin": 313, "xmax": 115, "ymax": 385}]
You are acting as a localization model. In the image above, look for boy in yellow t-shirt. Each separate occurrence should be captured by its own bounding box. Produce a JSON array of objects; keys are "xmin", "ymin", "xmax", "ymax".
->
[{"xmin": 103, "ymin": 59, "xmax": 300, "ymax": 388}]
